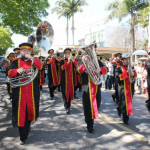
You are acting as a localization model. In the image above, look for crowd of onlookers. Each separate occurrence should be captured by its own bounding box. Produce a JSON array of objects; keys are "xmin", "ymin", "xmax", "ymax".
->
[{"xmin": 101, "ymin": 59, "xmax": 148, "ymax": 97}]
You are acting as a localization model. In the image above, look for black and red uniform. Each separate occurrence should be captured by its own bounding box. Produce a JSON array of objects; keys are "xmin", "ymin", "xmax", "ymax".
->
[
  {"xmin": 7, "ymin": 57, "xmax": 43, "ymax": 142},
  {"xmin": 77, "ymin": 61, "xmax": 107, "ymax": 132},
  {"xmin": 56, "ymin": 57, "xmax": 61, "ymax": 92},
  {"xmin": 46, "ymin": 57, "xmax": 60, "ymax": 99},
  {"xmin": 117, "ymin": 65, "xmax": 136, "ymax": 124},
  {"xmin": 39, "ymin": 64, "xmax": 46, "ymax": 91},
  {"xmin": 112, "ymin": 60, "xmax": 123, "ymax": 103},
  {"xmin": 60, "ymin": 58, "xmax": 77, "ymax": 112}
]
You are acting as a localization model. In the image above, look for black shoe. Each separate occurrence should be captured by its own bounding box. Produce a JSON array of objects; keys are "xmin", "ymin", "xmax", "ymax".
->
[
  {"xmin": 74, "ymin": 96, "xmax": 78, "ymax": 99},
  {"xmin": 116, "ymin": 107, "xmax": 121, "ymax": 117},
  {"xmin": 145, "ymin": 100, "xmax": 150, "ymax": 112},
  {"xmin": 50, "ymin": 97, "xmax": 54, "ymax": 100},
  {"xmin": 87, "ymin": 128, "xmax": 94, "ymax": 133},
  {"xmin": 123, "ymin": 115, "xmax": 129, "ymax": 125},
  {"xmin": 66, "ymin": 109, "xmax": 70, "ymax": 114},
  {"xmin": 112, "ymin": 94, "xmax": 115, "ymax": 102}
]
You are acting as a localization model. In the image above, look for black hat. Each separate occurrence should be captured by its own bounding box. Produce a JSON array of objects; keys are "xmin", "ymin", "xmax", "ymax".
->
[
  {"xmin": 115, "ymin": 53, "xmax": 122, "ymax": 57},
  {"xmin": 64, "ymin": 48, "xmax": 71, "ymax": 53},
  {"xmin": 13, "ymin": 48, "xmax": 20, "ymax": 53},
  {"xmin": 97, "ymin": 54, "xmax": 100, "ymax": 57},
  {"xmin": 48, "ymin": 49, "xmax": 54, "ymax": 54},
  {"xmin": 8, "ymin": 53, "xmax": 15, "ymax": 58},
  {"xmin": 19, "ymin": 42, "xmax": 33, "ymax": 50}
]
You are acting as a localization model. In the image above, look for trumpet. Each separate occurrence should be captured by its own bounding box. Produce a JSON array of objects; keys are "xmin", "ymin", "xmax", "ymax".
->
[
  {"xmin": 78, "ymin": 51, "xmax": 83, "ymax": 57},
  {"xmin": 71, "ymin": 51, "xmax": 78, "ymax": 59},
  {"xmin": 56, "ymin": 52, "xmax": 61, "ymax": 58}
]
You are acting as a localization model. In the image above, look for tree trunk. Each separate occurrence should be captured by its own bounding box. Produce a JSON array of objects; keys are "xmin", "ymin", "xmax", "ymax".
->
[
  {"xmin": 66, "ymin": 15, "xmax": 69, "ymax": 45},
  {"xmin": 72, "ymin": 14, "xmax": 75, "ymax": 45},
  {"xmin": 130, "ymin": 10, "xmax": 135, "ymax": 62}
]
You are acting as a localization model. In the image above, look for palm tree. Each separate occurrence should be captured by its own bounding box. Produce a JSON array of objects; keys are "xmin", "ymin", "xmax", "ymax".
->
[
  {"xmin": 53, "ymin": 0, "xmax": 87, "ymax": 45},
  {"xmin": 67, "ymin": 0, "xmax": 87, "ymax": 45},
  {"xmin": 136, "ymin": 6, "xmax": 149, "ymax": 28},
  {"xmin": 52, "ymin": 1, "xmax": 72, "ymax": 45},
  {"xmin": 106, "ymin": 0, "xmax": 149, "ymax": 58}
]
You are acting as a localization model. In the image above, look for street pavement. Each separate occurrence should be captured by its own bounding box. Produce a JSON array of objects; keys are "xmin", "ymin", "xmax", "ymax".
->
[{"xmin": 0, "ymin": 72, "xmax": 150, "ymax": 150}]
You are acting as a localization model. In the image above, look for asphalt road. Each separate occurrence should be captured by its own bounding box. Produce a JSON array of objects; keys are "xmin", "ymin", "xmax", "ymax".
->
[{"xmin": 0, "ymin": 72, "xmax": 150, "ymax": 150}]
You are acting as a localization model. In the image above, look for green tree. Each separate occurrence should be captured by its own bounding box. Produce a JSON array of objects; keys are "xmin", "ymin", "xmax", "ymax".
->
[
  {"xmin": 52, "ymin": 2, "xmax": 72, "ymax": 45},
  {"xmin": 106, "ymin": 0, "xmax": 149, "ymax": 58},
  {"xmin": 136, "ymin": 6, "xmax": 149, "ymax": 28},
  {"xmin": 33, "ymin": 46, "xmax": 41, "ymax": 55},
  {"xmin": 53, "ymin": 0, "xmax": 87, "ymax": 45},
  {"xmin": 0, "ymin": 0, "xmax": 50, "ymax": 36},
  {"xmin": 0, "ymin": 26, "xmax": 14, "ymax": 55}
]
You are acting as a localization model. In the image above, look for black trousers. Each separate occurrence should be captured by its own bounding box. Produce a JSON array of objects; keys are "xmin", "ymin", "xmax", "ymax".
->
[
  {"xmin": 105, "ymin": 75, "xmax": 114, "ymax": 90},
  {"xmin": 40, "ymin": 85, "xmax": 42, "ymax": 91},
  {"xmin": 18, "ymin": 109, "xmax": 31, "ymax": 141},
  {"xmin": 147, "ymin": 79, "xmax": 150, "ymax": 100},
  {"xmin": 113, "ymin": 77, "xmax": 119, "ymax": 103},
  {"xmin": 57, "ymin": 85, "xmax": 61, "ymax": 91},
  {"xmin": 63, "ymin": 96, "xmax": 71, "ymax": 110},
  {"xmin": 82, "ymin": 85, "xmax": 100, "ymax": 130},
  {"xmin": 49, "ymin": 86, "xmax": 57, "ymax": 98}
]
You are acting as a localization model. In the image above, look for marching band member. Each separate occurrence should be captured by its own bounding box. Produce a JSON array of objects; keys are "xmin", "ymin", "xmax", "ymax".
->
[
  {"xmin": 39, "ymin": 56, "xmax": 46, "ymax": 91},
  {"xmin": 145, "ymin": 52, "xmax": 150, "ymax": 111},
  {"xmin": 74, "ymin": 52, "xmax": 83, "ymax": 95},
  {"xmin": 5, "ymin": 53, "xmax": 16, "ymax": 100},
  {"xmin": 13, "ymin": 47, "xmax": 21, "ymax": 58},
  {"xmin": 46, "ymin": 49, "xmax": 59, "ymax": 99},
  {"xmin": 56, "ymin": 52, "xmax": 61, "ymax": 92},
  {"xmin": 60, "ymin": 48, "xmax": 77, "ymax": 114},
  {"xmin": 117, "ymin": 54, "xmax": 136, "ymax": 124},
  {"xmin": 7, "ymin": 42, "xmax": 43, "ymax": 144},
  {"xmin": 112, "ymin": 53, "xmax": 123, "ymax": 104},
  {"xmin": 77, "ymin": 54, "xmax": 107, "ymax": 133}
]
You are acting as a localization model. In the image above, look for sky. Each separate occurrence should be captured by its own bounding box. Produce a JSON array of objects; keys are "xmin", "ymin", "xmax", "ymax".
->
[{"xmin": 9, "ymin": 0, "xmax": 122, "ymax": 52}]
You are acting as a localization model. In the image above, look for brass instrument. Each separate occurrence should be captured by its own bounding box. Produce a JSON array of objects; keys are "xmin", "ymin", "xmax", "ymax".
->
[
  {"xmin": 71, "ymin": 51, "xmax": 78, "ymax": 59},
  {"xmin": 56, "ymin": 52, "xmax": 61, "ymax": 58},
  {"xmin": 7, "ymin": 21, "xmax": 54, "ymax": 88},
  {"xmin": 78, "ymin": 51, "xmax": 83, "ymax": 57},
  {"xmin": 7, "ymin": 67, "xmax": 38, "ymax": 88},
  {"xmin": 82, "ymin": 44, "xmax": 101, "ymax": 85},
  {"xmin": 28, "ymin": 21, "xmax": 54, "ymax": 52}
]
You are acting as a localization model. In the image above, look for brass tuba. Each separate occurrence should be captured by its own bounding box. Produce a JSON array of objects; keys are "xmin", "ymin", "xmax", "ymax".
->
[
  {"xmin": 6, "ymin": 67, "xmax": 38, "ymax": 88},
  {"xmin": 82, "ymin": 44, "xmax": 101, "ymax": 85},
  {"xmin": 7, "ymin": 21, "xmax": 54, "ymax": 88},
  {"xmin": 28, "ymin": 21, "xmax": 54, "ymax": 52}
]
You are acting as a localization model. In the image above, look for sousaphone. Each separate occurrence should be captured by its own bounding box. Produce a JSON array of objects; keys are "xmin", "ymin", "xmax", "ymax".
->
[{"xmin": 7, "ymin": 21, "xmax": 54, "ymax": 88}]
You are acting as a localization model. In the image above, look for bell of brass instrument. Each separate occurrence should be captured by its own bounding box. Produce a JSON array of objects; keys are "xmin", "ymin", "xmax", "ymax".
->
[
  {"xmin": 56, "ymin": 52, "xmax": 61, "ymax": 58},
  {"xmin": 28, "ymin": 21, "xmax": 54, "ymax": 52},
  {"xmin": 7, "ymin": 21, "xmax": 54, "ymax": 88},
  {"xmin": 71, "ymin": 51, "xmax": 78, "ymax": 59},
  {"xmin": 78, "ymin": 51, "xmax": 83, "ymax": 57},
  {"xmin": 82, "ymin": 44, "xmax": 101, "ymax": 85}
]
